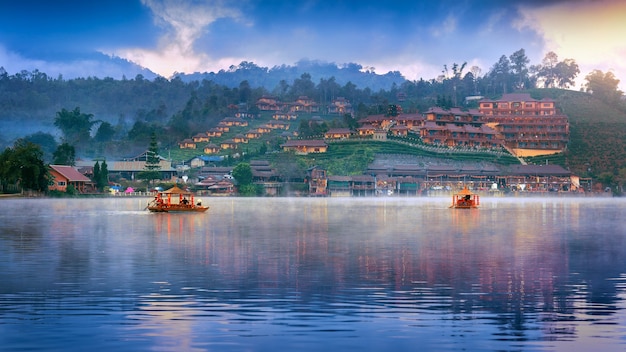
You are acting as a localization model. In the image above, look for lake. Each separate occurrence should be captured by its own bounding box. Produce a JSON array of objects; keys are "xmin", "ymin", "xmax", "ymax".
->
[{"xmin": 1, "ymin": 196, "xmax": 625, "ymax": 351}]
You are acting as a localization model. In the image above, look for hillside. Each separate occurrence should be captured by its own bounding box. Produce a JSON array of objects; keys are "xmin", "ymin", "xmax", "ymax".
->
[{"xmin": 525, "ymin": 89, "xmax": 626, "ymax": 177}]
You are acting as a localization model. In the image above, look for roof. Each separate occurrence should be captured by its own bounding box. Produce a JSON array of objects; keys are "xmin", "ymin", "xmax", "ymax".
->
[
  {"xmin": 507, "ymin": 164, "xmax": 571, "ymax": 176},
  {"xmin": 50, "ymin": 165, "xmax": 91, "ymax": 182},
  {"xmin": 281, "ymin": 139, "xmax": 327, "ymax": 147},
  {"xmin": 162, "ymin": 185, "xmax": 191, "ymax": 195}
]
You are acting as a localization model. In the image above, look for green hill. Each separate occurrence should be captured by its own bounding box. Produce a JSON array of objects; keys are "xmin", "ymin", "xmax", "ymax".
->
[{"xmin": 525, "ymin": 89, "xmax": 626, "ymax": 178}]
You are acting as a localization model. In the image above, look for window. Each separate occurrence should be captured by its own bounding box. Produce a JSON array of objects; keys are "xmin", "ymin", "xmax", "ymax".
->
[{"xmin": 58, "ymin": 181, "xmax": 66, "ymax": 186}]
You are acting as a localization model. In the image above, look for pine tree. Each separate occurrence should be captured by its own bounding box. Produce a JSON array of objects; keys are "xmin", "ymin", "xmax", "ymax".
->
[
  {"xmin": 93, "ymin": 161, "xmax": 101, "ymax": 190},
  {"xmin": 138, "ymin": 132, "xmax": 161, "ymax": 184},
  {"xmin": 99, "ymin": 160, "xmax": 109, "ymax": 189}
]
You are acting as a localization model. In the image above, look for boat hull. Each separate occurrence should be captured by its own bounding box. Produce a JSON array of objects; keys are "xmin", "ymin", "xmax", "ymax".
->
[{"xmin": 148, "ymin": 205, "xmax": 209, "ymax": 213}]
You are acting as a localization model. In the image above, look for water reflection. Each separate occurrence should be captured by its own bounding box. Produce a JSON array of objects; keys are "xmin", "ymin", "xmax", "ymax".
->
[{"xmin": 1, "ymin": 197, "xmax": 625, "ymax": 351}]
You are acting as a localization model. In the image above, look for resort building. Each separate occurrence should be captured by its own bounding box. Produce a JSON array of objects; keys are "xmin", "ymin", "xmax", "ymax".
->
[
  {"xmin": 327, "ymin": 97, "xmax": 353, "ymax": 115},
  {"xmin": 255, "ymin": 95, "xmax": 282, "ymax": 111},
  {"xmin": 288, "ymin": 96, "xmax": 320, "ymax": 113},
  {"xmin": 419, "ymin": 107, "xmax": 502, "ymax": 149},
  {"xmin": 478, "ymin": 93, "xmax": 569, "ymax": 156},
  {"xmin": 324, "ymin": 128, "xmax": 352, "ymax": 140}
]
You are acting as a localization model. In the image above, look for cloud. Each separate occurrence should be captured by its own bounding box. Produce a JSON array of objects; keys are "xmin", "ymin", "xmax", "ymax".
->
[
  {"xmin": 112, "ymin": 0, "xmax": 244, "ymax": 77},
  {"xmin": 516, "ymin": 0, "xmax": 626, "ymax": 89}
]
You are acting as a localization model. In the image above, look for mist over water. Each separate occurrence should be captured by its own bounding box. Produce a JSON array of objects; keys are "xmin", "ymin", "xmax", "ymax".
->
[{"xmin": 1, "ymin": 197, "xmax": 625, "ymax": 351}]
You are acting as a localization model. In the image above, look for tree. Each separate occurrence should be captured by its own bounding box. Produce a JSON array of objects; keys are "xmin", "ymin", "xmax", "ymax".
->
[
  {"xmin": 52, "ymin": 143, "xmax": 76, "ymax": 165},
  {"xmin": 93, "ymin": 161, "xmax": 101, "ymax": 190},
  {"xmin": 509, "ymin": 49, "xmax": 530, "ymax": 89},
  {"xmin": 232, "ymin": 162, "xmax": 253, "ymax": 187},
  {"xmin": 585, "ymin": 70, "xmax": 623, "ymax": 104},
  {"xmin": 94, "ymin": 121, "xmax": 116, "ymax": 143},
  {"xmin": 100, "ymin": 160, "xmax": 109, "ymax": 188},
  {"xmin": 538, "ymin": 51, "xmax": 559, "ymax": 88},
  {"xmin": 53, "ymin": 107, "xmax": 96, "ymax": 146},
  {"xmin": 0, "ymin": 139, "xmax": 48, "ymax": 192},
  {"xmin": 488, "ymin": 55, "xmax": 512, "ymax": 95},
  {"xmin": 137, "ymin": 132, "xmax": 161, "ymax": 184},
  {"xmin": 554, "ymin": 59, "xmax": 580, "ymax": 88},
  {"xmin": 23, "ymin": 132, "xmax": 58, "ymax": 162}
]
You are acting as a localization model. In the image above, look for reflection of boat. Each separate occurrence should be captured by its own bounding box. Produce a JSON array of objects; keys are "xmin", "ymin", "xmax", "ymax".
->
[
  {"xmin": 450, "ymin": 186, "xmax": 479, "ymax": 209},
  {"xmin": 147, "ymin": 186, "xmax": 209, "ymax": 213}
]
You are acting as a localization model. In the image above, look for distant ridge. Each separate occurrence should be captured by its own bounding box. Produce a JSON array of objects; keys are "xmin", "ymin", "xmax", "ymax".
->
[{"xmin": 174, "ymin": 59, "xmax": 406, "ymax": 91}]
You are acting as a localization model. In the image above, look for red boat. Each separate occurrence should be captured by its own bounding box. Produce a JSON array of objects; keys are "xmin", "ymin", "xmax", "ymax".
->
[
  {"xmin": 451, "ymin": 186, "xmax": 479, "ymax": 209},
  {"xmin": 147, "ymin": 186, "xmax": 209, "ymax": 213}
]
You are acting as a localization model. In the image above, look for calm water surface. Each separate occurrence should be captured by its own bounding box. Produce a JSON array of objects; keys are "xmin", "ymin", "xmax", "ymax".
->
[{"xmin": 1, "ymin": 196, "xmax": 625, "ymax": 351}]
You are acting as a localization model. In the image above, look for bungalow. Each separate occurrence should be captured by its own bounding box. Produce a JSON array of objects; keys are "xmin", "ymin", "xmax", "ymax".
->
[
  {"xmin": 256, "ymin": 126, "xmax": 272, "ymax": 134},
  {"xmin": 203, "ymin": 143, "xmax": 220, "ymax": 154},
  {"xmin": 266, "ymin": 121, "xmax": 290, "ymax": 130},
  {"xmin": 358, "ymin": 115, "xmax": 394, "ymax": 130},
  {"xmin": 280, "ymin": 139, "xmax": 328, "ymax": 154},
  {"xmin": 233, "ymin": 134, "xmax": 249, "ymax": 143},
  {"xmin": 179, "ymin": 139, "xmax": 197, "ymax": 149},
  {"xmin": 49, "ymin": 165, "xmax": 93, "ymax": 193},
  {"xmin": 221, "ymin": 117, "xmax": 248, "ymax": 127},
  {"xmin": 245, "ymin": 130, "xmax": 262, "ymax": 139},
  {"xmin": 255, "ymin": 95, "xmax": 282, "ymax": 111},
  {"xmin": 206, "ymin": 128, "xmax": 223, "ymax": 137},
  {"xmin": 357, "ymin": 124, "xmax": 376, "ymax": 136},
  {"xmin": 192, "ymin": 133, "xmax": 209, "ymax": 143},
  {"xmin": 288, "ymin": 96, "xmax": 320, "ymax": 113},
  {"xmin": 220, "ymin": 139, "xmax": 238, "ymax": 150},
  {"xmin": 324, "ymin": 128, "xmax": 352, "ymax": 140},
  {"xmin": 327, "ymin": 97, "xmax": 353, "ymax": 115},
  {"xmin": 215, "ymin": 123, "xmax": 230, "ymax": 132}
]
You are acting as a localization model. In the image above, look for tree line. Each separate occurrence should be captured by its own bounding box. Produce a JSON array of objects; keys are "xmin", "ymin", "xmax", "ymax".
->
[{"xmin": 1, "ymin": 48, "xmax": 624, "ymax": 193}]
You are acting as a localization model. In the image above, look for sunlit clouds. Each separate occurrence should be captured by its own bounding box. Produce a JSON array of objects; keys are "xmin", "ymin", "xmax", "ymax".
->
[
  {"xmin": 112, "ymin": 0, "xmax": 245, "ymax": 77},
  {"xmin": 517, "ymin": 0, "xmax": 626, "ymax": 89}
]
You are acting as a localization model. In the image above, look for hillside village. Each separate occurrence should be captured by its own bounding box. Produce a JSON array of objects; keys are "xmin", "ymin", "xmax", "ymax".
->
[{"xmin": 48, "ymin": 92, "xmax": 597, "ymax": 197}]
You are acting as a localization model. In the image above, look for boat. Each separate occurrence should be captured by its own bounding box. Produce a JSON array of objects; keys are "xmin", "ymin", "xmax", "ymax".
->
[
  {"xmin": 147, "ymin": 186, "xmax": 209, "ymax": 213},
  {"xmin": 450, "ymin": 186, "xmax": 479, "ymax": 209}
]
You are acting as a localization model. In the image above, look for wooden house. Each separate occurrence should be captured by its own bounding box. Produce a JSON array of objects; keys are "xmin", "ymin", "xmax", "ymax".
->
[
  {"xmin": 327, "ymin": 97, "xmax": 353, "ymax": 115},
  {"xmin": 49, "ymin": 165, "xmax": 93, "ymax": 193},
  {"xmin": 324, "ymin": 128, "xmax": 352, "ymax": 140},
  {"xmin": 203, "ymin": 143, "xmax": 220, "ymax": 154},
  {"xmin": 192, "ymin": 133, "xmax": 209, "ymax": 143},
  {"xmin": 178, "ymin": 139, "xmax": 197, "ymax": 149}
]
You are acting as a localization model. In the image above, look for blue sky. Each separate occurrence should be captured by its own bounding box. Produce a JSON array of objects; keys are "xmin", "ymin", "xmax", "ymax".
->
[{"xmin": 1, "ymin": 0, "xmax": 625, "ymax": 90}]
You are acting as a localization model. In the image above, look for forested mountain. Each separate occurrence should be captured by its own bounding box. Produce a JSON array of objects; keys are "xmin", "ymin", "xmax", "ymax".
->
[
  {"xmin": 175, "ymin": 60, "xmax": 406, "ymax": 92},
  {"xmin": 1, "ymin": 48, "xmax": 625, "ymax": 184}
]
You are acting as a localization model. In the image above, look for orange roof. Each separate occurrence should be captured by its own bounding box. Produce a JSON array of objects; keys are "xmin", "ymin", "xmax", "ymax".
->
[{"xmin": 50, "ymin": 165, "xmax": 91, "ymax": 182}]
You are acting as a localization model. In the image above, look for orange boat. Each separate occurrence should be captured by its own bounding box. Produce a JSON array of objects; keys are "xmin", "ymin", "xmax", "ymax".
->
[
  {"xmin": 450, "ymin": 186, "xmax": 479, "ymax": 209},
  {"xmin": 147, "ymin": 186, "xmax": 209, "ymax": 213}
]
